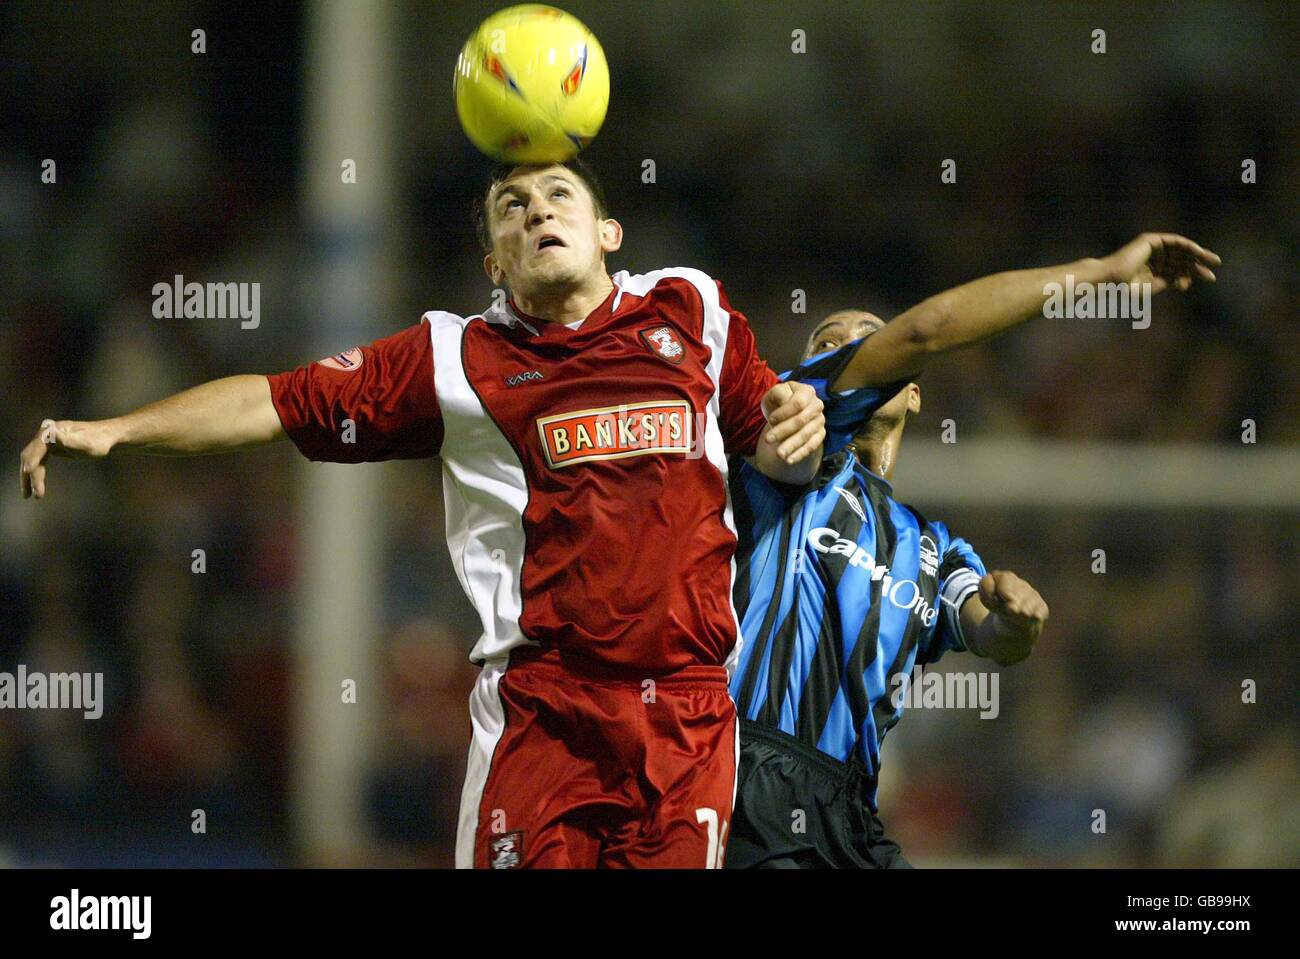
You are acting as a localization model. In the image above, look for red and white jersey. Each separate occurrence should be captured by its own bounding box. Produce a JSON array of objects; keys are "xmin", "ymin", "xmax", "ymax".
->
[{"xmin": 267, "ymin": 267, "xmax": 778, "ymax": 675}]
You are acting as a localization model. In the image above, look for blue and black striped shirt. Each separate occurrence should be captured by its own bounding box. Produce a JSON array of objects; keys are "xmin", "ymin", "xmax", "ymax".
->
[{"xmin": 729, "ymin": 341, "xmax": 986, "ymax": 809}]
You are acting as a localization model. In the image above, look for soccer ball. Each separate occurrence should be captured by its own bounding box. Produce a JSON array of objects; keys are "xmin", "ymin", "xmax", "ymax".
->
[{"xmin": 453, "ymin": 4, "xmax": 610, "ymax": 164}]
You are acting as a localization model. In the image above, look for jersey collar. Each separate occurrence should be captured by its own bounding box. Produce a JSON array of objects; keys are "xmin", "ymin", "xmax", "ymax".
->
[
  {"xmin": 824, "ymin": 447, "xmax": 895, "ymax": 494},
  {"xmin": 504, "ymin": 276, "xmax": 620, "ymax": 337}
]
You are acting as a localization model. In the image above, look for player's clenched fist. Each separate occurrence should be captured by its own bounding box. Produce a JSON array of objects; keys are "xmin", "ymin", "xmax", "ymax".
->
[
  {"xmin": 19, "ymin": 418, "xmax": 115, "ymax": 499},
  {"xmin": 761, "ymin": 381, "xmax": 824, "ymax": 465},
  {"xmin": 978, "ymin": 570, "xmax": 1049, "ymax": 639}
]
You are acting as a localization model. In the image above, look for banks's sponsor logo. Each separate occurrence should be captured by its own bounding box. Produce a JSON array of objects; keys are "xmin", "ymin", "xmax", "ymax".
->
[{"xmin": 537, "ymin": 400, "xmax": 693, "ymax": 468}]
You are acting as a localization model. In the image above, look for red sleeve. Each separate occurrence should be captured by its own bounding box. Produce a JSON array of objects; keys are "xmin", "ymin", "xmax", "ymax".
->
[
  {"xmin": 266, "ymin": 320, "xmax": 442, "ymax": 462},
  {"xmin": 716, "ymin": 281, "xmax": 779, "ymax": 457}
]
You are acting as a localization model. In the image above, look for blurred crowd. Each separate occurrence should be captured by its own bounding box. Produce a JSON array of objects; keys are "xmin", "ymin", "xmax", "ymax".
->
[
  {"xmin": 881, "ymin": 508, "xmax": 1299, "ymax": 866},
  {"xmin": 1, "ymin": 1, "xmax": 1295, "ymax": 867}
]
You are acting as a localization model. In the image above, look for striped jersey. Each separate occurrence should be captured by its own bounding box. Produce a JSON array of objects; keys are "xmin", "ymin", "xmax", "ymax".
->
[
  {"xmin": 266, "ymin": 267, "xmax": 779, "ymax": 676},
  {"xmin": 728, "ymin": 341, "xmax": 986, "ymax": 809}
]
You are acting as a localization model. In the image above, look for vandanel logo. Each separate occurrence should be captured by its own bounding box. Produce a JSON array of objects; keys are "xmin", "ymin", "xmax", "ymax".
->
[{"xmin": 537, "ymin": 400, "xmax": 693, "ymax": 469}]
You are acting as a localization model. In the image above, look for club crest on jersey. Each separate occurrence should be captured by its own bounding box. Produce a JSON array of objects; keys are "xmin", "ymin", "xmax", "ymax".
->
[
  {"xmin": 537, "ymin": 400, "xmax": 693, "ymax": 469},
  {"xmin": 638, "ymin": 325, "xmax": 685, "ymax": 365},
  {"xmin": 489, "ymin": 831, "xmax": 523, "ymax": 869},
  {"xmin": 317, "ymin": 347, "xmax": 363, "ymax": 372},
  {"xmin": 919, "ymin": 535, "xmax": 939, "ymax": 577}
]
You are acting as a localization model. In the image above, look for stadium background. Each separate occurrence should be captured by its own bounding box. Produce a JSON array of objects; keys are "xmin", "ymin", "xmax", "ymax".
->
[{"xmin": 1, "ymin": 0, "xmax": 1296, "ymax": 867}]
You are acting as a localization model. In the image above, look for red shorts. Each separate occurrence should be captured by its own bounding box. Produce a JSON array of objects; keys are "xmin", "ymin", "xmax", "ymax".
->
[{"xmin": 456, "ymin": 647, "xmax": 738, "ymax": 868}]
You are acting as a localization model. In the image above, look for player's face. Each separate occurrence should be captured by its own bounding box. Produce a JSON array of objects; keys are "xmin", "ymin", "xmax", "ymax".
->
[
  {"xmin": 871, "ymin": 379, "xmax": 921, "ymax": 422},
  {"xmin": 808, "ymin": 309, "xmax": 920, "ymax": 431},
  {"xmin": 803, "ymin": 310, "xmax": 884, "ymax": 360},
  {"xmin": 483, "ymin": 165, "xmax": 618, "ymax": 297}
]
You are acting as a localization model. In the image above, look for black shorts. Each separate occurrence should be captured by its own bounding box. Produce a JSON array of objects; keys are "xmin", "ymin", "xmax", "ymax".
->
[{"xmin": 725, "ymin": 719, "xmax": 911, "ymax": 869}]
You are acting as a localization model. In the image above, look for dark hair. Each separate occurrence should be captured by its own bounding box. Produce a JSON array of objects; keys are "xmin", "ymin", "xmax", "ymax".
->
[{"xmin": 472, "ymin": 157, "xmax": 610, "ymax": 253}]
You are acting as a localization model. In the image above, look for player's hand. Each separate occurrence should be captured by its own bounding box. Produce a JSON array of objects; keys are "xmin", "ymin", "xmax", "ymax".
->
[
  {"xmin": 20, "ymin": 419, "xmax": 115, "ymax": 500},
  {"xmin": 1102, "ymin": 233, "xmax": 1220, "ymax": 294},
  {"xmin": 761, "ymin": 381, "xmax": 824, "ymax": 465},
  {"xmin": 978, "ymin": 570, "xmax": 1049, "ymax": 640}
]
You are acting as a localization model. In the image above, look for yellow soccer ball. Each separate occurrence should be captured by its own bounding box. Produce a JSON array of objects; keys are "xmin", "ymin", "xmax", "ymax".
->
[{"xmin": 454, "ymin": 4, "xmax": 610, "ymax": 164}]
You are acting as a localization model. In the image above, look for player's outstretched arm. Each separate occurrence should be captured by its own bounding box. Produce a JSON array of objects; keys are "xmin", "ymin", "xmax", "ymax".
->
[
  {"xmin": 831, "ymin": 232, "xmax": 1221, "ymax": 391},
  {"xmin": 958, "ymin": 570, "xmax": 1049, "ymax": 667},
  {"xmin": 20, "ymin": 374, "xmax": 286, "ymax": 499},
  {"xmin": 748, "ymin": 381, "xmax": 825, "ymax": 485}
]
